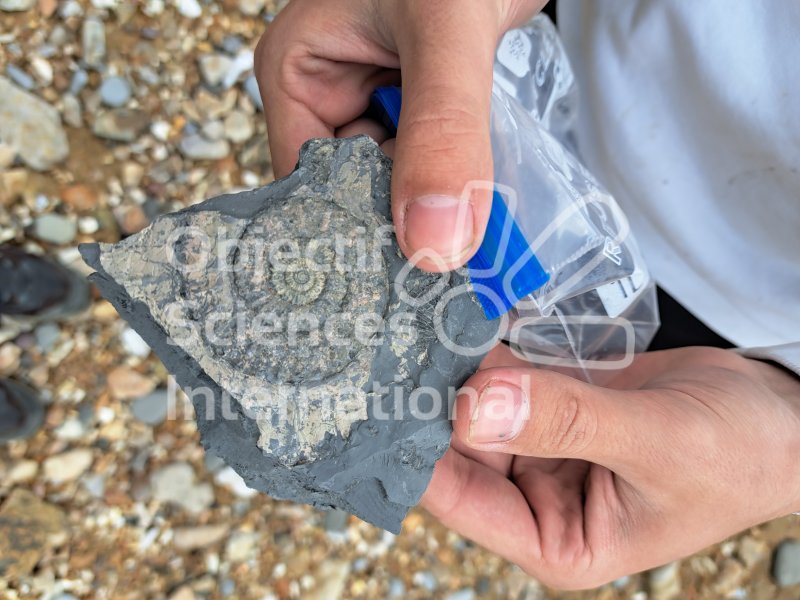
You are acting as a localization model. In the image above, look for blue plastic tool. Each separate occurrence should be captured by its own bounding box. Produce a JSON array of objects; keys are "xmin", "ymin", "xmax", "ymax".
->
[{"xmin": 370, "ymin": 86, "xmax": 550, "ymax": 320}]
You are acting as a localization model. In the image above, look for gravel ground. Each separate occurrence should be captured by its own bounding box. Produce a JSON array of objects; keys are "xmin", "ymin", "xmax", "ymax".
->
[{"xmin": 2, "ymin": 2, "xmax": 800, "ymax": 599}]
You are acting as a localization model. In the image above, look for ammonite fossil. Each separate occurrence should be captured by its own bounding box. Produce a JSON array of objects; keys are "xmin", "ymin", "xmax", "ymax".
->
[{"xmin": 80, "ymin": 136, "xmax": 499, "ymax": 532}]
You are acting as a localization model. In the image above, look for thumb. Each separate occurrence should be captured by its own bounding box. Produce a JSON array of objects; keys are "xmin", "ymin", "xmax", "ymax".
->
[
  {"xmin": 453, "ymin": 367, "xmax": 658, "ymax": 468},
  {"xmin": 389, "ymin": 1, "xmax": 502, "ymax": 271}
]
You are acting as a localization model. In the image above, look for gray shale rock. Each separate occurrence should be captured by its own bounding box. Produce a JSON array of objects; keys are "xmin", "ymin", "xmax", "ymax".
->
[{"xmin": 79, "ymin": 136, "xmax": 498, "ymax": 532}]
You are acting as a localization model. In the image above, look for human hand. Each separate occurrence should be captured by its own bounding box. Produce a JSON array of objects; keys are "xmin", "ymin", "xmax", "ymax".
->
[
  {"xmin": 255, "ymin": 0, "xmax": 546, "ymax": 271},
  {"xmin": 422, "ymin": 345, "xmax": 800, "ymax": 589}
]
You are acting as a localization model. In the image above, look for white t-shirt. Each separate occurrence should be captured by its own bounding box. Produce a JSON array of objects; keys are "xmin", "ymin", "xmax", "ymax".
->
[{"xmin": 558, "ymin": 0, "xmax": 800, "ymax": 348}]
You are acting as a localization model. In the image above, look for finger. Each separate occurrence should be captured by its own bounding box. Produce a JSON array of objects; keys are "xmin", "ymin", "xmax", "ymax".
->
[
  {"xmin": 335, "ymin": 117, "xmax": 390, "ymax": 144},
  {"xmin": 453, "ymin": 367, "xmax": 661, "ymax": 470},
  {"xmin": 388, "ymin": 0, "xmax": 502, "ymax": 271},
  {"xmin": 420, "ymin": 448, "xmax": 542, "ymax": 561},
  {"xmin": 255, "ymin": 1, "xmax": 400, "ymax": 177}
]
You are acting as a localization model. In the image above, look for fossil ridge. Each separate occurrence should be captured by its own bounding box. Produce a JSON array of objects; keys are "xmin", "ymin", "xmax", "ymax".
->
[{"xmin": 80, "ymin": 136, "xmax": 499, "ymax": 532}]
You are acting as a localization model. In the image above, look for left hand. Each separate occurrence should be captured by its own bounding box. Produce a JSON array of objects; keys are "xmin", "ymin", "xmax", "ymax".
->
[{"xmin": 421, "ymin": 345, "xmax": 800, "ymax": 589}]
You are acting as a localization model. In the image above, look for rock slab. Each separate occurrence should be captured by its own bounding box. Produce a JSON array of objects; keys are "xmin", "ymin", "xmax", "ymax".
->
[{"xmin": 80, "ymin": 136, "xmax": 499, "ymax": 532}]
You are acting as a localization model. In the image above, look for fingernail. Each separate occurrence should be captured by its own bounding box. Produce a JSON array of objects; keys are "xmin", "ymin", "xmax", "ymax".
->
[
  {"xmin": 404, "ymin": 195, "xmax": 474, "ymax": 263},
  {"xmin": 469, "ymin": 383, "xmax": 528, "ymax": 444}
]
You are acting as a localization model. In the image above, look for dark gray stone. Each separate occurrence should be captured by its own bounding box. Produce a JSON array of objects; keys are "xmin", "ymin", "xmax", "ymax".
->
[
  {"xmin": 79, "ymin": 136, "xmax": 498, "ymax": 532},
  {"xmin": 774, "ymin": 540, "xmax": 800, "ymax": 587}
]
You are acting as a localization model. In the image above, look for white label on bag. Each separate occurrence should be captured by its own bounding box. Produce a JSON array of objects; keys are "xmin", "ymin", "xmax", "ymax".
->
[
  {"xmin": 497, "ymin": 30, "xmax": 532, "ymax": 78},
  {"xmin": 596, "ymin": 267, "xmax": 649, "ymax": 318}
]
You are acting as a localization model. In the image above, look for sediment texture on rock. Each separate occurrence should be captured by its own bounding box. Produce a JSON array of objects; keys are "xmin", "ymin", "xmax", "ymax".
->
[{"xmin": 80, "ymin": 136, "xmax": 498, "ymax": 532}]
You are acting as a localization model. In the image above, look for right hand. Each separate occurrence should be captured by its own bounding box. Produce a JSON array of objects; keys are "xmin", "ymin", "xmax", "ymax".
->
[{"xmin": 255, "ymin": 0, "xmax": 547, "ymax": 271}]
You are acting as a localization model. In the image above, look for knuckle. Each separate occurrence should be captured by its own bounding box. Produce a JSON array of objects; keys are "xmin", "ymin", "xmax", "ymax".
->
[{"xmin": 539, "ymin": 387, "xmax": 598, "ymax": 456}]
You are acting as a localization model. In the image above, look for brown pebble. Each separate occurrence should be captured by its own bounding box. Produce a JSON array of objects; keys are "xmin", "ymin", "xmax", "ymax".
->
[{"xmin": 61, "ymin": 184, "xmax": 98, "ymax": 211}]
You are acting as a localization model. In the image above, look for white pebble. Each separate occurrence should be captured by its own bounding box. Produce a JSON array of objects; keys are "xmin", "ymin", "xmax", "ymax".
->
[{"xmin": 121, "ymin": 327, "xmax": 151, "ymax": 357}]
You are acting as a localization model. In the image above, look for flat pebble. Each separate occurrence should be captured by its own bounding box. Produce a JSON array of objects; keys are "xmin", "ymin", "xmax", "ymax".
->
[
  {"xmin": 151, "ymin": 462, "xmax": 214, "ymax": 514},
  {"xmin": 223, "ymin": 110, "xmax": 253, "ymax": 143},
  {"xmin": 0, "ymin": 76, "xmax": 69, "ymax": 170},
  {"xmin": 5, "ymin": 64, "xmax": 35, "ymax": 90},
  {"xmin": 81, "ymin": 17, "xmax": 106, "ymax": 69},
  {"xmin": 412, "ymin": 571, "xmax": 437, "ymax": 592},
  {"xmin": 120, "ymin": 327, "xmax": 150, "ymax": 357},
  {"xmin": 173, "ymin": 0, "xmax": 201, "ymax": 18},
  {"xmin": 43, "ymin": 448, "xmax": 94, "ymax": 483},
  {"xmin": 224, "ymin": 531, "xmax": 259, "ymax": 562},
  {"xmin": 179, "ymin": 134, "xmax": 230, "ymax": 160},
  {"xmin": 33, "ymin": 214, "xmax": 77, "ymax": 244},
  {"xmin": 238, "ymin": 0, "xmax": 263, "ymax": 16},
  {"xmin": 243, "ymin": 74, "xmax": 263, "ymax": 111},
  {"xmin": 214, "ymin": 466, "xmax": 257, "ymax": 499},
  {"xmin": 444, "ymin": 590, "xmax": 476, "ymax": 600},
  {"xmin": 99, "ymin": 76, "xmax": 132, "ymax": 107},
  {"xmin": 130, "ymin": 389, "xmax": 170, "ymax": 425},
  {"xmin": 107, "ymin": 366, "xmax": 156, "ymax": 400},
  {"xmin": 172, "ymin": 524, "xmax": 229, "ymax": 550},
  {"xmin": 69, "ymin": 69, "xmax": 89, "ymax": 95},
  {"xmin": 62, "ymin": 94, "xmax": 82, "ymax": 128},
  {"xmin": 35, "ymin": 322, "xmax": 61, "ymax": 352},
  {"xmin": 199, "ymin": 54, "xmax": 233, "ymax": 87},
  {"xmin": 0, "ymin": 0, "xmax": 35, "ymax": 10},
  {"xmin": 93, "ymin": 109, "xmax": 149, "ymax": 142},
  {"xmin": 649, "ymin": 561, "xmax": 681, "ymax": 600},
  {"xmin": 774, "ymin": 539, "xmax": 800, "ymax": 587}
]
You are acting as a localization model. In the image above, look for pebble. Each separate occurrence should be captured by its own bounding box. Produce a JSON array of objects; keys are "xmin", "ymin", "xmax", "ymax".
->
[
  {"xmin": 649, "ymin": 561, "xmax": 681, "ymax": 600},
  {"xmin": 243, "ymin": 74, "xmax": 263, "ymax": 111},
  {"xmin": 0, "ymin": 76, "xmax": 70, "ymax": 170},
  {"xmin": 773, "ymin": 539, "xmax": 800, "ymax": 587},
  {"xmin": 221, "ymin": 35, "xmax": 243, "ymax": 56},
  {"xmin": 0, "ymin": 142, "xmax": 15, "ymax": 168},
  {"xmin": 30, "ymin": 56, "xmax": 53, "ymax": 85},
  {"xmin": 58, "ymin": 0, "xmax": 82, "ymax": 18},
  {"xmin": 223, "ymin": 110, "xmax": 254, "ymax": 143},
  {"xmin": 93, "ymin": 108, "xmax": 149, "ymax": 142},
  {"xmin": 738, "ymin": 535, "xmax": 768, "ymax": 568},
  {"xmin": 445, "ymin": 590, "xmax": 476, "ymax": 600},
  {"xmin": 179, "ymin": 134, "xmax": 230, "ymax": 160},
  {"xmin": 0, "ymin": 343, "xmax": 22, "ymax": 374},
  {"xmin": 0, "ymin": 0, "xmax": 35, "ymax": 10},
  {"xmin": 69, "ymin": 69, "xmax": 89, "ymax": 95},
  {"xmin": 81, "ymin": 17, "xmax": 106, "ymax": 69},
  {"xmin": 172, "ymin": 524, "xmax": 229, "ymax": 550},
  {"xmin": 5, "ymin": 64, "xmax": 35, "ymax": 90},
  {"xmin": 151, "ymin": 462, "xmax": 214, "ymax": 514},
  {"xmin": 201, "ymin": 119, "xmax": 226, "ymax": 141},
  {"xmin": 120, "ymin": 327, "xmax": 150, "ymax": 357},
  {"xmin": 142, "ymin": 0, "xmax": 164, "ymax": 16},
  {"xmin": 107, "ymin": 365, "xmax": 156, "ymax": 400},
  {"xmin": 62, "ymin": 93, "xmax": 83, "ymax": 128},
  {"xmin": 238, "ymin": 0, "xmax": 263, "ymax": 16},
  {"xmin": 33, "ymin": 213, "xmax": 77, "ymax": 244},
  {"xmin": 61, "ymin": 183, "xmax": 97, "ymax": 211},
  {"xmin": 199, "ymin": 54, "xmax": 234, "ymax": 87},
  {"xmin": 121, "ymin": 161, "xmax": 144, "ymax": 187},
  {"xmin": 387, "ymin": 578, "xmax": 405, "ymax": 599},
  {"xmin": 8, "ymin": 459, "xmax": 38, "ymax": 483},
  {"xmin": 173, "ymin": 0, "xmax": 201, "ymax": 18},
  {"xmin": 412, "ymin": 571, "xmax": 438, "ymax": 592},
  {"xmin": 225, "ymin": 531, "xmax": 259, "ymax": 562},
  {"xmin": 221, "ymin": 50, "xmax": 254, "ymax": 88},
  {"xmin": 0, "ymin": 489, "xmax": 67, "ymax": 579},
  {"xmin": 43, "ymin": 448, "xmax": 94, "ymax": 483},
  {"xmin": 35, "ymin": 323, "xmax": 61, "ymax": 352},
  {"xmin": 713, "ymin": 558, "xmax": 745, "ymax": 595},
  {"xmin": 150, "ymin": 120, "xmax": 171, "ymax": 142},
  {"xmin": 54, "ymin": 417, "xmax": 87, "ymax": 440},
  {"xmin": 78, "ymin": 216, "xmax": 99, "ymax": 234},
  {"xmin": 306, "ymin": 560, "xmax": 350, "ymax": 600},
  {"xmin": 214, "ymin": 466, "xmax": 257, "ymax": 498},
  {"xmin": 130, "ymin": 389, "xmax": 170, "ymax": 426},
  {"xmin": 99, "ymin": 76, "xmax": 132, "ymax": 108},
  {"xmin": 168, "ymin": 587, "xmax": 196, "ymax": 600}
]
